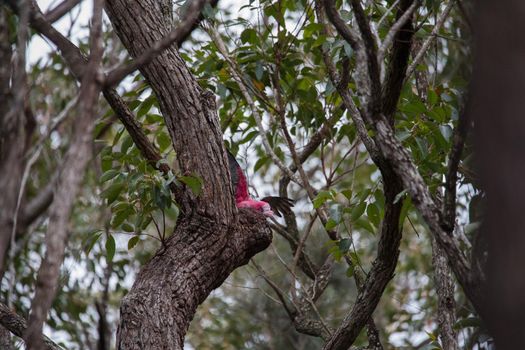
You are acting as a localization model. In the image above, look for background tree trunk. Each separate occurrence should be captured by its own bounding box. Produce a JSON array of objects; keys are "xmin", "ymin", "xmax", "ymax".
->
[{"xmin": 472, "ymin": 0, "xmax": 525, "ymax": 348}]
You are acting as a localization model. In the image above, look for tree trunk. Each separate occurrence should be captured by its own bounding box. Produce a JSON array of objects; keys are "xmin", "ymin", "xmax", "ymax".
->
[
  {"xmin": 472, "ymin": 0, "xmax": 525, "ymax": 348},
  {"xmin": 116, "ymin": 212, "xmax": 271, "ymax": 349},
  {"xmin": 104, "ymin": 1, "xmax": 273, "ymax": 348}
]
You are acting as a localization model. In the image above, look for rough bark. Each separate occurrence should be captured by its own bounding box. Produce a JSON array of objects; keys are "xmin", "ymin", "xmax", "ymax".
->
[
  {"xmin": 105, "ymin": 0, "xmax": 234, "ymax": 218},
  {"xmin": 0, "ymin": 302, "xmax": 63, "ymax": 350},
  {"xmin": 472, "ymin": 0, "xmax": 525, "ymax": 348},
  {"xmin": 430, "ymin": 238, "xmax": 458, "ymax": 350},
  {"xmin": 103, "ymin": 0, "xmax": 274, "ymax": 348},
  {"xmin": 117, "ymin": 211, "xmax": 271, "ymax": 349}
]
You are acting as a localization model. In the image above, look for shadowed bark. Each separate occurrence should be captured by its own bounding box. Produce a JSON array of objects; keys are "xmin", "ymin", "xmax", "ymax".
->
[{"xmin": 472, "ymin": 0, "xmax": 525, "ymax": 348}]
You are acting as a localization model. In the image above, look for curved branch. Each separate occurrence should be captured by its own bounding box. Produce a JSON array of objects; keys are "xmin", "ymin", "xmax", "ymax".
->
[
  {"xmin": 0, "ymin": 302, "xmax": 63, "ymax": 350},
  {"xmin": 443, "ymin": 108, "xmax": 470, "ymax": 231},
  {"xmin": 373, "ymin": 116, "xmax": 482, "ymax": 310},
  {"xmin": 315, "ymin": 3, "xmax": 409, "ymax": 348}
]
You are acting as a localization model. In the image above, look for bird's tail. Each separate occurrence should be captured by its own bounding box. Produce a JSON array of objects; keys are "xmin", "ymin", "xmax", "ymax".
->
[{"xmin": 260, "ymin": 196, "xmax": 295, "ymax": 217}]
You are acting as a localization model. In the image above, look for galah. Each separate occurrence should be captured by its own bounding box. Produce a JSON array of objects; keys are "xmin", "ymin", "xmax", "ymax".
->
[{"xmin": 227, "ymin": 150, "xmax": 294, "ymax": 217}]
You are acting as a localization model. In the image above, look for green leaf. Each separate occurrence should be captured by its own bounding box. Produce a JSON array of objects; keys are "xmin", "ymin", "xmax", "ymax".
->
[
  {"xmin": 254, "ymin": 156, "xmax": 269, "ymax": 172},
  {"xmin": 428, "ymin": 88, "xmax": 439, "ymax": 105},
  {"xmin": 105, "ymin": 235, "xmax": 116, "ymax": 262},
  {"xmin": 128, "ymin": 236, "xmax": 140, "ymax": 250},
  {"xmin": 396, "ymin": 130, "xmax": 411, "ymax": 142},
  {"xmin": 367, "ymin": 203, "xmax": 380, "ymax": 227},
  {"xmin": 111, "ymin": 206, "xmax": 134, "ymax": 228},
  {"xmin": 341, "ymin": 189, "xmax": 352, "ymax": 200},
  {"xmin": 325, "ymin": 218, "xmax": 338, "ymax": 231},
  {"xmin": 85, "ymin": 231, "xmax": 102, "ymax": 255},
  {"xmin": 393, "ymin": 189, "xmax": 407, "ymax": 204},
  {"xmin": 152, "ymin": 185, "xmax": 165, "ymax": 210},
  {"xmin": 122, "ymin": 223, "xmax": 134, "ymax": 232},
  {"xmin": 101, "ymin": 182, "xmax": 125, "ymax": 205},
  {"xmin": 100, "ymin": 169, "xmax": 120, "ymax": 183},
  {"xmin": 137, "ymin": 95, "xmax": 156, "ymax": 118},
  {"xmin": 355, "ymin": 217, "xmax": 376, "ymax": 234},
  {"xmin": 351, "ymin": 202, "xmax": 366, "ymax": 221},
  {"xmin": 313, "ymin": 190, "xmax": 334, "ymax": 209},
  {"xmin": 121, "ymin": 135, "xmax": 133, "ymax": 154},
  {"xmin": 398, "ymin": 196, "xmax": 412, "ymax": 231},
  {"xmin": 157, "ymin": 132, "xmax": 172, "ymax": 152},
  {"xmin": 342, "ymin": 42, "xmax": 353, "ymax": 58},
  {"xmin": 240, "ymin": 28, "xmax": 257, "ymax": 44},
  {"xmin": 439, "ymin": 124, "xmax": 453, "ymax": 142},
  {"xmin": 255, "ymin": 61, "xmax": 264, "ymax": 80},
  {"xmin": 345, "ymin": 265, "xmax": 354, "ymax": 278},
  {"xmin": 239, "ymin": 130, "xmax": 258, "ymax": 145},
  {"xmin": 338, "ymin": 238, "xmax": 351, "ymax": 253},
  {"xmin": 179, "ymin": 175, "xmax": 203, "ymax": 196},
  {"xmin": 401, "ymin": 100, "xmax": 426, "ymax": 115}
]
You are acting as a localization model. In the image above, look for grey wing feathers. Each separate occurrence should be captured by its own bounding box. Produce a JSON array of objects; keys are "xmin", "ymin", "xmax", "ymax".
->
[{"xmin": 260, "ymin": 196, "xmax": 295, "ymax": 217}]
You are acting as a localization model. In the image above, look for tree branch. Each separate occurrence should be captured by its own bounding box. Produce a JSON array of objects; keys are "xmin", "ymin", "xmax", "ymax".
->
[
  {"xmin": 116, "ymin": 210, "xmax": 272, "ymax": 348},
  {"xmin": 316, "ymin": 3, "xmax": 410, "ymax": 348},
  {"xmin": 373, "ymin": 116, "xmax": 483, "ymax": 311},
  {"xmin": 176, "ymin": 0, "xmax": 219, "ymax": 47},
  {"xmin": 44, "ymin": 0, "xmax": 82, "ymax": 23},
  {"xmin": 349, "ymin": 0, "xmax": 382, "ymax": 115},
  {"xmin": 207, "ymin": 25, "xmax": 305, "ymax": 187},
  {"xmin": 431, "ymin": 237, "xmax": 459, "ymax": 350},
  {"xmin": 411, "ymin": 52, "xmax": 459, "ymax": 350},
  {"xmin": 316, "ymin": 0, "xmax": 382, "ymax": 163},
  {"xmin": 443, "ymin": 108, "xmax": 470, "ymax": 231},
  {"xmin": 0, "ymin": 302, "xmax": 63, "ymax": 350},
  {"xmin": 16, "ymin": 0, "xmax": 185, "ymax": 203},
  {"xmin": 104, "ymin": 0, "xmax": 209, "ymax": 88},
  {"xmin": 377, "ymin": 0, "xmax": 418, "ymax": 76},
  {"xmin": 381, "ymin": 0, "xmax": 416, "ymax": 124},
  {"xmin": 24, "ymin": 1, "xmax": 105, "ymax": 347},
  {"xmin": 406, "ymin": 1, "xmax": 456, "ymax": 78}
]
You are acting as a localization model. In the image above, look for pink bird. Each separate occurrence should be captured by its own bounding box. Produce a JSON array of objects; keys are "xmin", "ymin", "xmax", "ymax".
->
[{"xmin": 227, "ymin": 150, "xmax": 294, "ymax": 217}]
